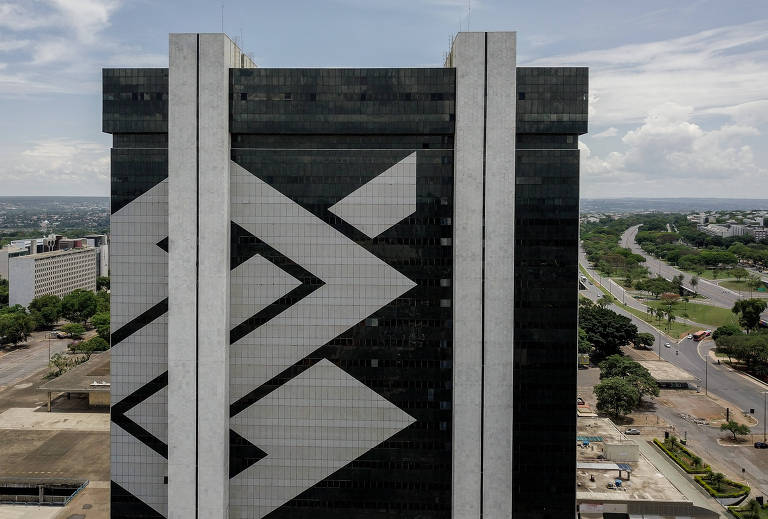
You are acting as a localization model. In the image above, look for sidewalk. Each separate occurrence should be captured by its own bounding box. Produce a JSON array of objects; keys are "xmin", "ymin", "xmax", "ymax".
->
[{"xmin": 635, "ymin": 439, "xmax": 728, "ymax": 519}]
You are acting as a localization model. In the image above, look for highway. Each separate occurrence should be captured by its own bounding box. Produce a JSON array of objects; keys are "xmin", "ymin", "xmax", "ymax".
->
[
  {"xmin": 621, "ymin": 225, "xmax": 768, "ymax": 320},
  {"xmin": 579, "ymin": 266, "xmax": 768, "ymax": 431}
]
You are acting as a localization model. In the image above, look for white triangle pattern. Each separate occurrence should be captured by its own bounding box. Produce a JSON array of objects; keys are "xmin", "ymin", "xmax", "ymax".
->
[
  {"xmin": 328, "ymin": 152, "xmax": 417, "ymax": 238},
  {"xmin": 230, "ymin": 254, "xmax": 301, "ymax": 330},
  {"xmin": 230, "ymin": 359, "xmax": 415, "ymax": 518}
]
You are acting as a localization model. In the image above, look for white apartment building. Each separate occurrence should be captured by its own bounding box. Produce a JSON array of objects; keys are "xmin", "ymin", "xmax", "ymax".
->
[{"xmin": 9, "ymin": 247, "xmax": 98, "ymax": 307}]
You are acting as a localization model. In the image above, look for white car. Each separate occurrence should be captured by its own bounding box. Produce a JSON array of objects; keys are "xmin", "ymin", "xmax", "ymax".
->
[
  {"xmin": 664, "ymin": 343, "xmax": 671, "ymax": 348},
  {"xmin": 686, "ymin": 334, "xmax": 693, "ymax": 340},
  {"xmin": 624, "ymin": 428, "xmax": 641, "ymax": 435}
]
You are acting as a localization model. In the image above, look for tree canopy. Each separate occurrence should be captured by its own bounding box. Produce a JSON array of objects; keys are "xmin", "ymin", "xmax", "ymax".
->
[
  {"xmin": 28, "ymin": 294, "xmax": 61, "ymax": 329},
  {"xmin": 0, "ymin": 310, "xmax": 34, "ymax": 345},
  {"xmin": 594, "ymin": 377, "xmax": 639, "ymax": 418},
  {"xmin": 598, "ymin": 354, "xmax": 659, "ymax": 402},
  {"xmin": 579, "ymin": 305, "xmax": 639, "ymax": 359},
  {"xmin": 732, "ymin": 298, "xmax": 768, "ymax": 332},
  {"xmin": 61, "ymin": 289, "xmax": 97, "ymax": 324},
  {"xmin": 91, "ymin": 312, "xmax": 110, "ymax": 342}
]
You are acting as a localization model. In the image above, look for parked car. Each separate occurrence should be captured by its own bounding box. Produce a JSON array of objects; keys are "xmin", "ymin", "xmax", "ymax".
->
[
  {"xmin": 755, "ymin": 442, "xmax": 768, "ymax": 449},
  {"xmin": 686, "ymin": 334, "xmax": 693, "ymax": 340},
  {"xmin": 624, "ymin": 428, "xmax": 641, "ymax": 435},
  {"xmin": 55, "ymin": 332, "xmax": 68, "ymax": 339}
]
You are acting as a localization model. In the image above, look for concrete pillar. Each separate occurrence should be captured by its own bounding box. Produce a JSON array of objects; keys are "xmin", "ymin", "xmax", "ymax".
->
[{"xmin": 450, "ymin": 32, "xmax": 516, "ymax": 519}]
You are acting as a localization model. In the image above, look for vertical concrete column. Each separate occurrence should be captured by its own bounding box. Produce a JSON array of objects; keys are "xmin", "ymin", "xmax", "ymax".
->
[
  {"xmin": 196, "ymin": 33, "xmax": 236, "ymax": 519},
  {"xmin": 482, "ymin": 32, "xmax": 515, "ymax": 518},
  {"xmin": 450, "ymin": 31, "xmax": 485, "ymax": 519},
  {"xmin": 168, "ymin": 33, "xmax": 199, "ymax": 519}
]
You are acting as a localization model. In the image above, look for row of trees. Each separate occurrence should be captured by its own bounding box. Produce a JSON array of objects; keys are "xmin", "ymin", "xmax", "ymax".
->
[
  {"xmin": 0, "ymin": 288, "xmax": 110, "ymax": 347},
  {"xmin": 579, "ymin": 298, "xmax": 639, "ymax": 360}
]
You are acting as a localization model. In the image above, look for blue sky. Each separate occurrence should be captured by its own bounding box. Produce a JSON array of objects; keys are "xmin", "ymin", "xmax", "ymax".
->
[{"xmin": 0, "ymin": 0, "xmax": 767, "ymax": 198}]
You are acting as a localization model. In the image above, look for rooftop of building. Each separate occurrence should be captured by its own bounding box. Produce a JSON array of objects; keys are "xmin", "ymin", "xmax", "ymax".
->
[
  {"xmin": 14, "ymin": 246, "xmax": 96, "ymax": 261},
  {"xmin": 38, "ymin": 351, "xmax": 110, "ymax": 394},
  {"xmin": 577, "ymin": 417, "xmax": 687, "ymax": 503},
  {"xmin": 636, "ymin": 360, "xmax": 697, "ymax": 384}
]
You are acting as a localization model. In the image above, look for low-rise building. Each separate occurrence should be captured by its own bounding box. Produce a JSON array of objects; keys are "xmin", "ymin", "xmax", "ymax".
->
[
  {"xmin": 9, "ymin": 247, "xmax": 98, "ymax": 307},
  {"xmin": 577, "ymin": 417, "xmax": 718, "ymax": 519}
]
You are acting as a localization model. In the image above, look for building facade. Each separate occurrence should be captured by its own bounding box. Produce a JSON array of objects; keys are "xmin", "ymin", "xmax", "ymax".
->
[
  {"xmin": 8, "ymin": 247, "xmax": 98, "ymax": 307},
  {"xmin": 105, "ymin": 32, "xmax": 586, "ymax": 519}
]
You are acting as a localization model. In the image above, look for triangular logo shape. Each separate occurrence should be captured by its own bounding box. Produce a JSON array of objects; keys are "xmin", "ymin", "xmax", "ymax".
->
[
  {"xmin": 229, "ymin": 428, "xmax": 267, "ymax": 478},
  {"xmin": 328, "ymin": 152, "xmax": 416, "ymax": 238}
]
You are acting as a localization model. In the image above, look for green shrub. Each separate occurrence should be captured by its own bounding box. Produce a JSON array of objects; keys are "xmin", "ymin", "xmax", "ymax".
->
[
  {"xmin": 695, "ymin": 474, "xmax": 750, "ymax": 499},
  {"xmin": 653, "ymin": 438, "xmax": 710, "ymax": 474}
]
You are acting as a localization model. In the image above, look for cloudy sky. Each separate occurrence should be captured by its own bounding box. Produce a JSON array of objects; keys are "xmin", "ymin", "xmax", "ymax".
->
[{"xmin": 0, "ymin": 0, "xmax": 766, "ymax": 198}]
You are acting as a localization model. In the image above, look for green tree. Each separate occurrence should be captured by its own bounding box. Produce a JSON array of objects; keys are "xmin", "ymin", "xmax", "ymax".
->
[
  {"xmin": 594, "ymin": 377, "xmax": 640, "ymax": 417},
  {"xmin": 598, "ymin": 354, "xmax": 659, "ymax": 402},
  {"xmin": 732, "ymin": 299, "xmax": 768, "ymax": 332},
  {"xmin": 0, "ymin": 311, "xmax": 34, "ymax": 345},
  {"xmin": 712, "ymin": 324, "xmax": 743, "ymax": 341},
  {"xmin": 91, "ymin": 312, "xmax": 110, "ymax": 342},
  {"xmin": 94, "ymin": 290, "xmax": 110, "ymax": 314},
  {"xmin": 61, "ymin": 322, "xmax": 86, "ymax": 339},
  {"xmin": 635, "ymin": 332, "xmax": 655, "ymax": 350},
  {"xmin": 96, "ymin": 276, "xmax": 110, "ymax": 292},
  {"xmin": 0, "ymin": 276, "xmax": 8, "ymax": 306},
  {"xmin": 720, "ymin": 420, "xmax": 750, "ymax": 441},
  {"xmin": 732, "ymin": 267, "xmax": 749, "ymax": 283},
  {"xmin": 61, "ymin": 289, "xmax": 97, "ymax": 325},
  {"xmin": 71, "ymin": 336, "xmax": 109, "ymax": 355},
  {"xmin": 708, "ymin": 472, "xmax": 726, "ymax": 491},
  {"xmin": 28, "ymin": 294, "xmax": 61, "ymax": 329},
  {"xmin": 690, "ymin": 275, "xmax": 699, "ymax": 297},
  {"xmin": 596, "ymin": 294, "xmax": 614, "ymax": 308},
  {"xmin": 579, "ymin": 305, "xmax": 639, "ymax": 360}
]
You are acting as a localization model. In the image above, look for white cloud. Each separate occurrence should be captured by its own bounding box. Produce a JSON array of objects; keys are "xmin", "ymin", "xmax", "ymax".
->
[
  {"xmin": 580, "ymin": 102, "xmax": 765, "ymax": 197},
  {"xmin": 0, "ymin": 139, "xmax": 109, "ymax": 195},
  {"xmin": 526, "ymin": 20, "xmax": 768, "ymax": 127},
  {"xmin": 592, "ymin": 127, "xmax": 618, "ymax": 138}
]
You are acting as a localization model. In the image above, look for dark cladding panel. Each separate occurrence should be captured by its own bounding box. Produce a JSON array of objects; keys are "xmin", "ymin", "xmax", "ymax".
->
[
  {"xmin": 103, "ymin": 68, "xmax": 169, "ymax": 134},
  {"xmin": 513, "ymin": 66, "xmax": 585, "ymax": 519},
  {"xmin": 229, "ymin": 67, "xmax": 454, "ymax": 518},
  {"xmin": 230, "ymin": 68, "xmax": 455, "ymax": 135},
  {"xmin": 516, "ymin": 67, "xmax": 588, "ymax": 135}
]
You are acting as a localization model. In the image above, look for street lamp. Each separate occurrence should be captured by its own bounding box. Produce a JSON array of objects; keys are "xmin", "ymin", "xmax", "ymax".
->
[{"xmin": 762, "ymin": 391, "xmax": 768, "ymax": 442}]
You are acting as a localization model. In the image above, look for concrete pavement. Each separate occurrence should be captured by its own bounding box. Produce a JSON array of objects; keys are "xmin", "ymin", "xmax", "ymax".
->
[{"xmin": 635, "ymin": 438, "xmax": 728, "ymax": 518}]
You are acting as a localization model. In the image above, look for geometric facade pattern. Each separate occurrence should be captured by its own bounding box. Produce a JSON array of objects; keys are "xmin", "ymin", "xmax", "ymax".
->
[{"xmin": 329, "ymin": 152, "xmax": 417, "ymax": 238}]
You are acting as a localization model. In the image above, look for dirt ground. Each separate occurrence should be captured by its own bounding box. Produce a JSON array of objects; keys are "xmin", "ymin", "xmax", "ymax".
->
[{"xmin": 0, "ymin": 368, "xmax": 109, "ymax": 518}]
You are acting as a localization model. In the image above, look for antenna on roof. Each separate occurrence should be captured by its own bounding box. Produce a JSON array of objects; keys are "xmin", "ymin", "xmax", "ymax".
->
[
  {"xmin": 221, "ymin": 3, "xmax": 224, "ymax": 33},
  {"xmin": 467, "ymin": 0, "xmax": 471, "ymax": 31}
]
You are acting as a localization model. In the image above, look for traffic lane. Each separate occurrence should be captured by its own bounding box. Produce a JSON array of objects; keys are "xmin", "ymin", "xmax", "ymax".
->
[
  {"xmin": 622, "ymin": 226, "xmax": 768, "ymax": 318},
  {"xmin": 670, "ymin": 338, "xmax": 768, "ymax": 421}
]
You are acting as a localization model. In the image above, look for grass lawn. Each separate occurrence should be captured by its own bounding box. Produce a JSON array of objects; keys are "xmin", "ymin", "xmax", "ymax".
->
[
  {"xmin": 645, "ymin": 300, "xmax": 738, "ymax": 328},
  {"xmin": 682, "ymin": 268, "xmax": 734, "ymax": 281}
]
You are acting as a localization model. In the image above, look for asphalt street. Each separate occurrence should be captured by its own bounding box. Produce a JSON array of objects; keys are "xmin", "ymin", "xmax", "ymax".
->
[
  {"xmin": 621, "ymin": 225, "xmax": 768, "ymax": 318},
  {"xmin": 0, "ymin": 335, "xmax": 68, "ymax": 390},
  {"xmin": 579, "ymin": 268, "xmax": 768, "ymax": 432}
]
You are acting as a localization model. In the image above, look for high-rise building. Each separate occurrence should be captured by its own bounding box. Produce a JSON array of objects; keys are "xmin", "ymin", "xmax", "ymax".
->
[{"xmin": 105, "ymin": 32, "xmax": 587, "ymax": 519}]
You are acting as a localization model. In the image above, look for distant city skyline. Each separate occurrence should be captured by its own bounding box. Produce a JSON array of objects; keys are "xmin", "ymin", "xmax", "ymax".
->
[{"xmin": 0, "ymin": 0, "xmax": 767, "ymax": 198}]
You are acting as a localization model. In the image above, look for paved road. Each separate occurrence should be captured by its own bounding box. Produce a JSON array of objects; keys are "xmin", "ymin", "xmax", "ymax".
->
[
  {"xmin": 0, "ymin": 335, "xmax": 69, "ymax": 390},
  {"xmin": 622, "ymin": 225, "xmax": 768, "ymax": 319},
  {"xmin": 580, "ymin": 271, "xmax": 768, "ymax": 433},
  {"xmin": 654, "ymin": 402, "xmax": 768, "ymax": 503}
]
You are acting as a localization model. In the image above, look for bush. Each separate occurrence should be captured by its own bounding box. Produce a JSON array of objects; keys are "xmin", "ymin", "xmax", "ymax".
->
[
  {"xmin": 653, "ymin": 438, "xmax": 710, "ymax": 474},
  {"xmin": 61, "ymin": 323, "xmax": 85, "ymax": 339},
  {"xmin": 71, "ymin": 336, "xmax": 109, "ymax": 354},
  {"xmin": 694, "ymin": 474, "xmax": 750, "ymax": 499}
]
